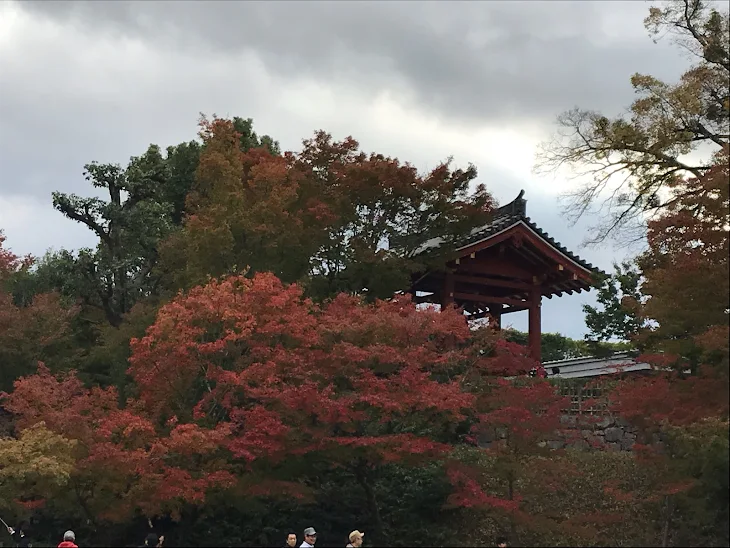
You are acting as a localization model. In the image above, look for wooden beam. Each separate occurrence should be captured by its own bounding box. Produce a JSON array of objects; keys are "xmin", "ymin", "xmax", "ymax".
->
[
  {"xmin": 453, "ymin": 292, "xmax": 528, "ymax": 308},
  {"xmin": 452, "ymin": 274, "xmax": 532, "ymax": 291},
  {"xmin": 456, "ymin": 260, "xmax": 536, "ymax": 280}
]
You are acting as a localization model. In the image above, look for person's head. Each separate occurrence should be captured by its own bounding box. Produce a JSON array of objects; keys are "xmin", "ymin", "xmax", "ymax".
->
[
  {"xmin": 303, "ymin": 527, "xmax": 317, "ymax": 545},
  {"xmin": 145, "ymin": 533, "xmax": 159, "ymax": 547},
  {"xmin": 348, "ymin": 530, "xmax": 365, "ymax": 547},
  {"xmin": 496, "ymin": 536, "xmax": 508, "ymax": 548},
  {"xmin": 286, "ymin": 532, "xmax": 297, "ymax": 547},
  {"xmin": 64, "ymin": 531, "xmax": 76, "ymax": 542}
]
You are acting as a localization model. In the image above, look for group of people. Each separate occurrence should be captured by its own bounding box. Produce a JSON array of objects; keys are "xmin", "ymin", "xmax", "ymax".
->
[
  {"xmin": 4, "ymin": 524, "xmax": 164, "ymax": 548},
  {"xmin": 6, "ymin": 522, "xmax": 365, "ymax": 548},
  {"xmin": 4, "ymin": 521, "xmax": 510, "ymax": 547},
  {"xmin": 284, "ymin": 527, "xmax": 364, "ymax": 548}
]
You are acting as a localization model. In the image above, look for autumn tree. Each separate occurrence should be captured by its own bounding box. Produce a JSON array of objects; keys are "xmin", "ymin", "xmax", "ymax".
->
[
  {"xmin": 1, "ymin": 364, "xmax": 235, "ymax": 531},
  {"xmin": 605, "ymin": 363, "xmax": 729, "ymax": 547},
  {"xmin": 0, "ymin": 423, "xmax": 77, "ymax": 516},
  {"xmin": 536, "ymin": 0, "xmax": 729, "ymax": 244},
  {"xmin": 446, "ymin": 356, "xmax": 571, "ymax": 544},
  {"xmin": 637, "ymin": 147, "xmax": 729, "ymax": 373},
  {"xmin": 0, "ymin": 232, "xmax": 78, "ymax": 391},
  {"xmin": 126, "ymin": 272, "xmax": 498, "ymax": 540},
  {"xmin": 160, "ymin": 116, "xmax": 495, "ymax": 300},
  {"xmin": 3, "ymin": 271, "xmax": 535, "ymax": 544}
]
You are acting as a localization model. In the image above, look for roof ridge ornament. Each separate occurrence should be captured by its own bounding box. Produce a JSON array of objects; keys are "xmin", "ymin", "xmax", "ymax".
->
[{"xmin": 494, "ymin": 189, "xmax": 527, "ymax": 220}]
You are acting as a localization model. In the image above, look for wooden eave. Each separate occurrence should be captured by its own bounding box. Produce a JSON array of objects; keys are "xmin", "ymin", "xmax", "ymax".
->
[{"xmin": 410, "ymin": 191, "xmax": 604, "ymax": 309}]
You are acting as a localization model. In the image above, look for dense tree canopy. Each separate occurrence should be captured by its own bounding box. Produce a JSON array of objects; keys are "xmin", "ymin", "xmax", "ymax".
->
[
  {"xmin": 159, "ymin": 116, "xmax": 494, "ymax": 300},
  {"xmin": 0, "ymin": 233, "xmax": 78, "ymax": 392}
]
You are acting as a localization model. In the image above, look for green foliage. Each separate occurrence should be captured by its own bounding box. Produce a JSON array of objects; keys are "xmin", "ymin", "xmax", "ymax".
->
[
  {"xmin": 582, "ymin": 261, "xmax": 647, "ymax": 346},
  {"xmin": 662, "ymin": 419, "xmax": 730, "ymax": 546},
  {"xmin": 51, "ymin": 147, "xmax": 175, "ymax": 327},
  {"xmin": 502, "ymin": 328, "xmax": 631, "ymax": 362}
]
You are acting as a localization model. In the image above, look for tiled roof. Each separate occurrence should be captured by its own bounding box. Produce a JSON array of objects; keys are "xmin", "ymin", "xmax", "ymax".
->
[
  {"xmin": 412, "ymin": 190, "xmax": 602, "ymax": 275},
  {"xmin": 543, "ymin": 352, "xmax": 650, "ymax": 378}
]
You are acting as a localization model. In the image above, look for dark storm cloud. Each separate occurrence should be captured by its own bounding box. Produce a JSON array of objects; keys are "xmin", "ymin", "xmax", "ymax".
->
[{"xmin": 17, "ymin": 0, "xmax": 686, "ymax": 127}]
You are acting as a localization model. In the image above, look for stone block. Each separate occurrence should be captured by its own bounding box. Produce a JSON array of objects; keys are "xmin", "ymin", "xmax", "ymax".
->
[
  {"xmin": 607, "ymin": 442, "xmax": 621, "ymax": 452},
  {"xmin": 548, "ymin": 440, "xmax": 565, "ymax": 450},
  {"xmin": 651, "ymin": 442, "xmax": 665, "ymax": 454},
  {"xmin": 605, "ymin": 427, "xmax": 624, "ymax": 443},
  {"xmin": 560, "ymin": 415, "xmax": 577, "ymax": 426},
  {"xmin": 620, "ymin": 437, "xmax": 635, "ymax": 451},
  {"xmin": 571, "ymin": 439, "xmax": 590, "ymax": 451}
]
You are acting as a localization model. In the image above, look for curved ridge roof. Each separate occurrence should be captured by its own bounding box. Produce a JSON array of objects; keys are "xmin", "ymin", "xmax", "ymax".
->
[{"xmin": 413, "ymin": 190, "xmax": 603, "ymax": 276}]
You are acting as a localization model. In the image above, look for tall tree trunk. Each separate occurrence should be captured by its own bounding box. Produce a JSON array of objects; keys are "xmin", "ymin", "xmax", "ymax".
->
[
  {"xmin": 662, "ymin": 495, "xmax": 674, "ymax": 548},
  {"xmin": 507, "ymin": 474, "xmax": 517, "ymax": 545},
  {"xmin": 355, "ymin": 463, "xmax": 384, "ymax": 542}
]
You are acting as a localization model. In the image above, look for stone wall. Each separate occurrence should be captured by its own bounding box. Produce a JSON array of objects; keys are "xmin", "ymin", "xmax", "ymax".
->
[
  {"xmin": 477, "ymin": 415, "xmax": 664, "ymax": 453},
  {"xmin": 549, "ymin": 414, "xmax": 639, "ymax": 452}
]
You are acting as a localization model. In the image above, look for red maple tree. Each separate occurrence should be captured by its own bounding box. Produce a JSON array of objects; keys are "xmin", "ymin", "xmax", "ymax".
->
[{"xmin": 4, "ymin": 272, "xmax": 532, "ymax": 530}]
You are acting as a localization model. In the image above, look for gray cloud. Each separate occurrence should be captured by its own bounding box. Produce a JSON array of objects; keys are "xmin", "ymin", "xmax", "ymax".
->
[{"xmin": 16, "ymin": 0, "xmax": 686, "ymax": 127}]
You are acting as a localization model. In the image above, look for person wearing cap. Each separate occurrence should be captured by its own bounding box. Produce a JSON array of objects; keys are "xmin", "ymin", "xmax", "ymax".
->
[
  {"xmin": 300, "ymin": 527, "xmax": 317, "ymax": 547},
  {"xmin": 346, "ymin": 530, "xmax": 364, "ymax": 547},
  {"xmin": 58, "ymin": 530, "xmax": 78, "ymax": 548}
]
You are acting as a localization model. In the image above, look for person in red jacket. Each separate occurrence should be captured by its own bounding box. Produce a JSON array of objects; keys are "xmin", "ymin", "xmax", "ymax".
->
[{"xmin": 58, "ymin": 530, "xmax": 78, "ymax": 548}]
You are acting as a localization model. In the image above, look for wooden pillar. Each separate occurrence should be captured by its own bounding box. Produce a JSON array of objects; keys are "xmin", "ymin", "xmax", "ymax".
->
[
  {"xmin": 489, "ymin": 305, "xmax": 502, "ymax": 331},
  {"xmin": 441, "ymin": 271, "xmax": 455, "ymax": 310},
  {"xmin": 528, "ymin": 286, "xmax": 542, "ymax": 362}
]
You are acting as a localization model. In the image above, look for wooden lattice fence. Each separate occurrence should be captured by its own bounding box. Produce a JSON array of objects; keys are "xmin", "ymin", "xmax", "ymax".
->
[{"xmin": 551, "ymin": 378, "xmax": 614, "ymax": 416}]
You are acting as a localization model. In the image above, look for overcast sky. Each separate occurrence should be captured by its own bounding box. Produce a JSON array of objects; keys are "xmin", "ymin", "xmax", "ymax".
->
[{"xmin": 0, "ymin": 0, "xmax": 690, "ymax": 338}]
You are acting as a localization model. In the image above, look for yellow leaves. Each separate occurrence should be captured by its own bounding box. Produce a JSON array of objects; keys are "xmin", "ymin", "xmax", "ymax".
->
[
  {"xmin": 630, "ymin": 73, "xmax": 663, "ymax": 91},
  {"xmin": 0, "ymin": 423, "xmax": 78, "ymax": 509}
]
